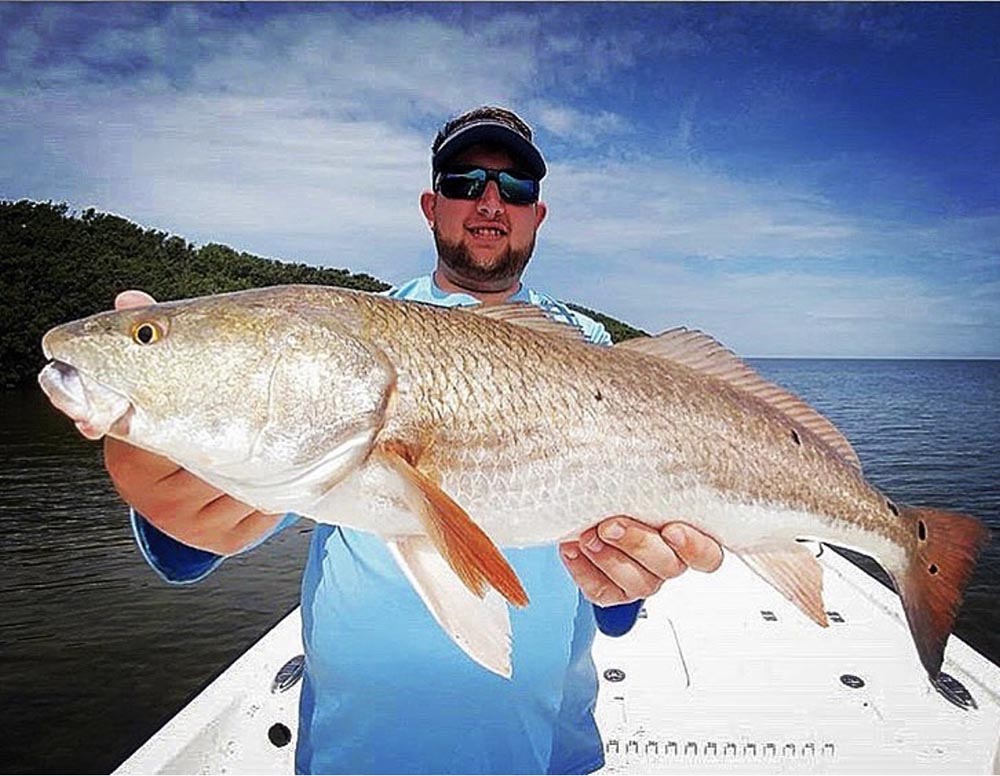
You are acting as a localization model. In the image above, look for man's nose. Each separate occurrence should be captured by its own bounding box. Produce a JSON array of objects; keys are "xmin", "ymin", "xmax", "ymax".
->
[{"xmin": 476, "ymin": 180, "xmax": 505, "ymax": 218}]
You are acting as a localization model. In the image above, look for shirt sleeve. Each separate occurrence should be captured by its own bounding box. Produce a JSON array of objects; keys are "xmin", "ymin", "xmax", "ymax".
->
[
  {"xmin": 545, "ymin": 298, "xmax": 612, "ymax": 346},
  {"xmin": 593, "ymin": 600, "xmax": 643, "ymax": 636},
  {"xmin": 130, "ymin": 508, "xmax": 299, "ymax": 585},
  {"xmin": 580, "ymin": 316, "xmax": 612, "ymax": 346}
]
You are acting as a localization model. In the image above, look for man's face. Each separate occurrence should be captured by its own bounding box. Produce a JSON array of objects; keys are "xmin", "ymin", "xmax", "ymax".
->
[{"xmin": 420, "ymin": 145, "xmax": 548, "ymax": 292}]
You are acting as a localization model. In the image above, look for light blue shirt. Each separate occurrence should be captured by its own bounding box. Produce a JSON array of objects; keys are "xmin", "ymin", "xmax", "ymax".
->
[{"xmin": 132, "ymin": 276, "xmax": 637, "ymax": 774}]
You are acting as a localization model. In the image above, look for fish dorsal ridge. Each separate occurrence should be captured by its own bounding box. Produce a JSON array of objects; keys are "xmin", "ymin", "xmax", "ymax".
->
[
  {"xmin": 615, "ymin": 327, "xmax": 862, "ymax": 471},
  {"xmin": 468, "ymin": 302, "xmax": 588, "ymax": 342}
]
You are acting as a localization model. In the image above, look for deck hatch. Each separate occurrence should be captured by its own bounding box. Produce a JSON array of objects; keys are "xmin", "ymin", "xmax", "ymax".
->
[
  {"xmin": 603, "ymin": 668, "xmax": 626, "ymax": 683},
  {"xmin": 932, "ymin": 671, "xmax": 978, "ymax": 710},
  {"xmin": 271, "ymin": 654, "xmax": 305, "ymax": 694},
  {"xmin": 840, "ymin": 674, "xmax": 865, "ymax": 688}
]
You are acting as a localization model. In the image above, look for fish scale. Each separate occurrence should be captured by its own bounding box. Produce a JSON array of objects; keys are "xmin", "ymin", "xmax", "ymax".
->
[{"xmin": 368, "ymin": 304, "xmax": 851, "ymax": 546}]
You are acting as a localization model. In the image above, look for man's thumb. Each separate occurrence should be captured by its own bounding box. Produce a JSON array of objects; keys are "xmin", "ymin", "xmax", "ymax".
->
[{"xmin": 115, "ymin": 290, "xmax": 157, "ymax": 310}]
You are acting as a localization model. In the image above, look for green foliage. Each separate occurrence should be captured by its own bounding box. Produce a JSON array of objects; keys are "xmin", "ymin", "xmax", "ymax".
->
[
  {"xmin": 564, "ymin": 302, "xmax": 648, "ymax": 343},
  {"xmin": 0, "ymin": 200, "xmax": 388, "ymax": 387},
  {"xmin": 1, "ymin": 200, "xmax": 642, "ymax": 387}
]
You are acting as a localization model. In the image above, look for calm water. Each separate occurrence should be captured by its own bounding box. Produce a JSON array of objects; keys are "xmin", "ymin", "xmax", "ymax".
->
[{"xmin": 2, "ymin": 359, "xmax": 999, "ymax": 774}]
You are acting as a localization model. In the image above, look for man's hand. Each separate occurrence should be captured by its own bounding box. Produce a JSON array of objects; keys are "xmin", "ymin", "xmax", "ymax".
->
[
  {"xmin": 103, "ymin": 290, "xmax": 283, "ymax": 556},
  {"xmin": 560, "ymin": 518, "xmax": 723, "ymax": 606}
]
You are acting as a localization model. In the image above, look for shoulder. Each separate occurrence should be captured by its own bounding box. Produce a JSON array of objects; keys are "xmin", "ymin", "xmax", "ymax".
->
[
  {"xmin": 387, "ymin": 277, "xmax": 612, "ymax": 346},
  {"xmin": 386, "ymin": 275, "xmax": 479, "ymax": 307},
  {"xmin": 385, "ymin": 275, "xmax": 431, "ymax": 301},
  {"xmin": 524, "ymin": 289, "xmax": 612, "ymax": 346}
]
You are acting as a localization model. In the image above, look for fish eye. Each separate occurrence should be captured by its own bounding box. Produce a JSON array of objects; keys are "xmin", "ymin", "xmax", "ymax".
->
[{"xmin": 131, "ymin": 321, "xmax": 162, "ymax": 345}]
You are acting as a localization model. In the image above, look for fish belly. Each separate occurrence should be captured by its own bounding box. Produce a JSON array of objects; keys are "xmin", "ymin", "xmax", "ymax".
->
[{"xmin": 448, "ymin": 472, "xmax": 908, "ymax": 576}]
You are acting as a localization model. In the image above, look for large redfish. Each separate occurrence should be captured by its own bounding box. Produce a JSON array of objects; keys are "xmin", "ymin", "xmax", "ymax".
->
[{"xmin": 38, "ymin": 285, "xmax": 989, "ymax": 679}]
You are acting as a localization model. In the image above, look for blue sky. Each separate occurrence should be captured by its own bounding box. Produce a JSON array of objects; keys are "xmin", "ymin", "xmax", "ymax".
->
[{"xmin": 2, "ymin": 3, "xmax": 998, "ymax": 357}]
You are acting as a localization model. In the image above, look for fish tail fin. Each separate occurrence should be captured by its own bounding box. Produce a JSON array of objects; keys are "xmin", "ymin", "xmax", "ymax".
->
[{"xmin": 892, "ymin": 506, "xmax": 990, "ymax": 679}]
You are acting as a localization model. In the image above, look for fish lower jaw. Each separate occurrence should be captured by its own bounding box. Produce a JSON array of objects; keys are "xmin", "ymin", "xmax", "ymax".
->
[
  {"xmin": 71, "ymin": 404, "xmax": 134, "ymax": 440},
  {"xmin": 38, "ymin": 361, "xmax": 133, "ymax": 440},
  {"xmin": 101, "ymin": 405, "xmax": 136, "ymax": 441}
]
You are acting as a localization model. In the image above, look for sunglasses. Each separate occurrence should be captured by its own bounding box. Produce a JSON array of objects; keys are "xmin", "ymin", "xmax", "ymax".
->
[{"xmin": 435, "ymin": 166, "xmax": 540, "ymax": 205}]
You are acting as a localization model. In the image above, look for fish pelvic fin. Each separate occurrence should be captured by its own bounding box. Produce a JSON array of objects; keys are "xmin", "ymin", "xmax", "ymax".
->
[
  {"xmin": 388, "ymin": 537, "xmax": 513, "ymax": 678},
  {"xmin": 737, "ymin": 541, "xmax": 829, "ymax": 627},
  {"xmin": 615, "ymin": 328, "xmax": 861, "ymax": 472},
  {"xmin": 891, "ymin": 506, "xmax": 990, "ymax": 679},
  {"xmin": 377, "ymin": 443, "xmax": 529, "ymax": 608}
]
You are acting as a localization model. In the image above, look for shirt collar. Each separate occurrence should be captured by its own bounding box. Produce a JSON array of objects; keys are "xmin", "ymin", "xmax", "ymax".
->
[{"xmin": 429, "ymin": 274, "xmax": 527, "ymax": 305}]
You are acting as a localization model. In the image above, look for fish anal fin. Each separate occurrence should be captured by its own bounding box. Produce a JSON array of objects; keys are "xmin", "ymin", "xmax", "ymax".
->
[
  {"xmin": 892, "ymin": 506, "xmax": 990, "ymax": 679},
  {"xmin": 468, "ymin": 302, "xmax": 587, "ymax": 342},
  {"xmin": 376, "ymin": 444, "xmax": 529, "ymax": 608},
  {"xmin": 737, "ymin": 541, "xmax": 829, "ymax": 627},
  {"xmin": 616, "ymin": 328, "xmax": 862, "ymax": 472},
  {"xmin": 389, "ymin": 537, "xmax": 513, "ymax": 678}
]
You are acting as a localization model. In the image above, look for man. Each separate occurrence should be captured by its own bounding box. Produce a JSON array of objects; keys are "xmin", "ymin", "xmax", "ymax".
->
[{"xmin": 106, "ymin": 106, "xmax": 723, "ymax": 774}]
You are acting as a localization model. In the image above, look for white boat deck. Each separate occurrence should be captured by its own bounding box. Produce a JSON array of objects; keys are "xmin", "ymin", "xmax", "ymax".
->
[{"xmin": 115, "ymin": 548, "xmax": 1000, "ymax": 774}]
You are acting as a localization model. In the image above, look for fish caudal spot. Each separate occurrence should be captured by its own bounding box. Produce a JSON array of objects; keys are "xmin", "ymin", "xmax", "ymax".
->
[
  {"xmin": 594, "ymin": 389, "xmax": 603, "ymax": 402},
  {"xmin": 790, "ymin": 429, "xmax": 801, "ymax": 445},
  {"xmin": 887, "ymin": 500, "xmax": 899, "ymax": 516},
  {"xmin": 918, "ymin": 519, "xmax": 927, "ymax": 540},
  {"xmin": 929, "ymin": 563, "xmax": 939, "ymax": 575}
]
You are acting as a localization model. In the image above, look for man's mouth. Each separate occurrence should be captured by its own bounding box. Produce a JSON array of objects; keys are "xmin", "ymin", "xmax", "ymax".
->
[{"xmin": 467, "ymin": 225, "xmax": 508, "ymax": 240}]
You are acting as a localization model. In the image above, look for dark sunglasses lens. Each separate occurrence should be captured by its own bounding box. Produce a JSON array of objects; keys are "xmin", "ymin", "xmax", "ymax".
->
[
  {"xmin": 438, "ymin": 168, "xmax": 539, "ymax": 204},
  {"xmin": 498, "ymin": 173, "xmax": 539, "ymax": 204},
  {"xmin": 438, "ymin": 169, "xmax": 486, "ymax": 200}
]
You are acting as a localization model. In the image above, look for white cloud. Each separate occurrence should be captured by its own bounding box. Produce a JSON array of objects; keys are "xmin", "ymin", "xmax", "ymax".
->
[
  {"xmin": 1, "ymin": 6, "xmax": 661, "ymax": 284},
  {"xmin": 1, "ymin": 4, "xmax": 996, "ymax": 357},
  {"xmin": 524, "ymin": 155, "xmax": 998, "ymax": 357},
  {"xmin": 530, "ymin": 102, "xmax": 629, "ymax": 146},
  {"xmin": 1, "ymin": 7, "xmax": 556, "ymax": 279},
  {"xmin": 540, "ymin": 157, "xmax": 859, "ymax": 263},
  {"xmin": 533, "ymin": 254, "xmax": 998, "ymax": 359}
]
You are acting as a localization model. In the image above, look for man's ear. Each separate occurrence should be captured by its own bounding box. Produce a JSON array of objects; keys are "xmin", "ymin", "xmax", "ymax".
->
[
  {"xmin": 534, "ymin": 200, "xmax": 548, "ymax": 229},
  {"xmin": 420, "ymin": 190, "xmax": 436, "ymax": 228}
]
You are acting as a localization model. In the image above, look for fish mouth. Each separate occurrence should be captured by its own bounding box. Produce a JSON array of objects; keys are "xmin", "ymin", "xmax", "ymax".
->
[{"xmin": 38, "ymin": 360, "xmax": 133, "ymax": 440}]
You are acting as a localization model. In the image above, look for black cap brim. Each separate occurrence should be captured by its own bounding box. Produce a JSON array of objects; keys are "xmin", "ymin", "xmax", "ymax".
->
[{"xmin": 433, "ymin": 121, "xmax": 546, "ymax": 180}]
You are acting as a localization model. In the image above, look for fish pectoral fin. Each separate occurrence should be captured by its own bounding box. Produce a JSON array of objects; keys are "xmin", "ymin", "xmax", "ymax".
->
[
  {"xmin": 388, "ymin": 537, "xmax": 514, "ymax": 678},
  {"xmin": 736, "ymin": 541, "xmax": 829, "ymax": 627},
  {"xmin": 376, "ymin": 445, "xmax": 529, "ymax": 608}
]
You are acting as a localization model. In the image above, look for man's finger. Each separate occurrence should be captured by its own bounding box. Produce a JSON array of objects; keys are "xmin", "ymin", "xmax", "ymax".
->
[
  {"xmin": 661, "ymin": 522, "xmax": 724, "ymax": 572},
  {"xmin": 104, "ymin": 437, "xmax": 179, "ymax": 491},
  {"xmin": 596, "ymin": 518, "xmax": 687, "ymax": 580},
  {"xmin": 224, "ymin": 511, "xmax": 287, "ymax": 555},
  {"xmin": 576, "ymin": 528, "xmax": 665, "ymax": 602},
  {"xmin": 559, "ymin": 542, "xmax": 628, "ymax": 606},
  {"xmin": 115, "ymin": 290, "xmax": 157, "ymax": 310}
]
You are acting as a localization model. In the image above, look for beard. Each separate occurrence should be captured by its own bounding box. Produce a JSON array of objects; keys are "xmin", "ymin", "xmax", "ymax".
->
[{"xmin": 433, "ymin": 229, "xmax": 536, "ymax": 290}]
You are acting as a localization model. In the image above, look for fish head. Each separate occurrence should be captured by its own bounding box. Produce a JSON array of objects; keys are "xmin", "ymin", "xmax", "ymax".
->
[{"xmin": 38, "ymin": 292, "xmax": 396, "ymax": 499}]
